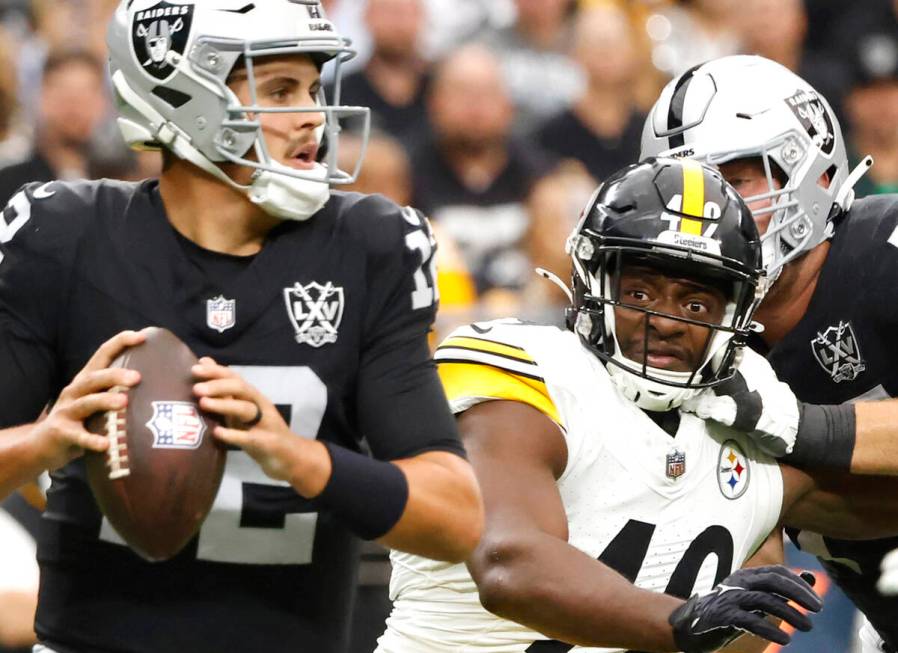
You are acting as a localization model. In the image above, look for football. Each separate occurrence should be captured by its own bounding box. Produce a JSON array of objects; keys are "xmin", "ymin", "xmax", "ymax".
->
[{"xmin": 85, "ymin": 327, "xmax": 225, "ymax": 561}]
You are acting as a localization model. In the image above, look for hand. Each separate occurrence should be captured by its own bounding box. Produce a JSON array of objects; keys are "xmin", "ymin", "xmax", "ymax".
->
[
  {"xmin": 878, "ymin": 547, "xmax": 898, "ymax": 595},
  {"xmin": 33, "ymin": 330, "xmax": 146, "ymax": 471},
  {"xmin": 668, "ymin": 565, "xmax": 821, "ymax": 652},
  {"xmin": 192, "ymin": 359, "xmax": 329, "ymax": 494},
  {"xmin": 681, "ymin": 348, "xmax": 799, "ymax": 457}
]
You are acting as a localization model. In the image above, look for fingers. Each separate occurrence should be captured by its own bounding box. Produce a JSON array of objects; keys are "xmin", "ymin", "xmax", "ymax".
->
[
  {"xmin": 193, "ymin": 377, "xmax": 248, "ymax": 400},
  {"xmin": 734, "ymin": 565, "xmax": 822, "ymax": 612},
  {"xmin": 65, "ymin": 368, "xmax": 140, "ymax": 401},
  {"xmin": 737, "ymin": 591, "xmax": 812, "ymax": 632},
  {"xmin": 198, "ymin": 396, "xmax": 259, "ymax": 425},
  {"xmin": 82, "ymin": 330, "xmax": 146, "ymax": 374},
  {"xmin": 67, "ymin": 391, "xmax": 129, "ymax": 421},
  {"xmin": 69, "ymin": 428, "xmax": 111, "ymax": 454},
  {"xmin": 212, "ymin": 425, "xmax": 258, "ymax": 450},
  {"xmin": 729, "ymin": 611, "xmax": 792, "ymax": 646}
]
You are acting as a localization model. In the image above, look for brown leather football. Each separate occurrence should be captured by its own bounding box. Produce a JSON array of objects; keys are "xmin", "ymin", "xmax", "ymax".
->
[{"xmin": 85, "ymin": 327, "xmax": 225, "ymax": 561}]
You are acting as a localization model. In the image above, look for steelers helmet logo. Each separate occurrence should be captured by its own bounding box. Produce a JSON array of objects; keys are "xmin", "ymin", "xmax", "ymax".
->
[
  {"xmin": 131, "ymin": 1, "xmax": 195, "ymax": 81},
  {"xmin": 718, "ymin": 440, "xmax": 750, "ymax": 500}
]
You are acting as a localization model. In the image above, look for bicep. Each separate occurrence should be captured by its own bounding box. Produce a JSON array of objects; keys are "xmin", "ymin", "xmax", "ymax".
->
[
  {"xmin": 460, "ymin": 400, "xmax": 569, "ymax": 551},
  {"xmin": 0, "ymin": 323, "xmax": 55, "ymax": 428},
  {"xmin": 781, "ymin": 465, "xmax": 898, "ymax": 539},
  {"xmin": 356, "ymin": 324, "xmax": 464, "ymax": 461}
]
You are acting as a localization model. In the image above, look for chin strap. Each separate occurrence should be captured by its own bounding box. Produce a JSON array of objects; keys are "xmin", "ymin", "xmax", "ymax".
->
[
  {"xmin": 535, "ymin": 267, "xmax": 573, "ymax": 302},
  {"xmin": 835, "ymin": 155, "xmax": 873, "ymax": 213}
]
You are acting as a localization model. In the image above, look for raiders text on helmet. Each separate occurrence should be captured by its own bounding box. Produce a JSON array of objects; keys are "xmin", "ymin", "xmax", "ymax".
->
[
  {"xmin": 107, "ymin": 0, "xmax": 371, "ymax": 221},
  {"xmin": 567, "ymin": 158, "xmax": 763, "ymax": 411},
  {"xmin": 640, "ymin": 55, "xmax": 871, "ymax": 283}
]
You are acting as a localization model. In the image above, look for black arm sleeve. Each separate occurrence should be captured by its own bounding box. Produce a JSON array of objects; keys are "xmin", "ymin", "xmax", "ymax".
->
[
  {"xmin": 0, "ymin": 184, "xmax": 65, "ymax": 427},
  {"xmin": 783, "ymin": 402, "xmax": 856, "ymax": 470},
  {"xmin": 354, "ymin": 198, "xmax": 464, "ymax": 461}
]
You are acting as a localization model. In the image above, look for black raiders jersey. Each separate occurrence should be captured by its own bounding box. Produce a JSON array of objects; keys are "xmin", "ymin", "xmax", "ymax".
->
[
  {"xmin": 0, "ymin": 179, "xmax": 463, "ymax": 653},
  {"xmin": 750, "ymin": 194, "xmax": 898, "ymax": 650}
]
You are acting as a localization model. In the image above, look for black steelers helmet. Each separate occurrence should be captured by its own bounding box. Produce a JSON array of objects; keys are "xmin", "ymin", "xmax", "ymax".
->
[{"xmin": 566, "ymin": 157, "xmax": 763, "ymax": 411}]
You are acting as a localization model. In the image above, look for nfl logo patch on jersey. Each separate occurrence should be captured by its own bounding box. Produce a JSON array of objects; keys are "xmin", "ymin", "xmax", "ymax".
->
[
  {"xmin": 206, "ymin": 295, "xmax": 236, "ymax": 333},
  {"xmin": 666, "ymin": 448, "xmax": 686, "ymax": 480},
  {"xmin": 284, "ymin": 281, "xmax": 344, "ymax": 347},
  {"xmin": 718, "ymin": 440, "xmax": 750, "ymax": 500},
  {"xmin": 146, "ymin": 401, "xmax": 206, "ymax": 450},
  {"xmin": 811, "ymin": 320, "xmax": 866, "ymax": 383}
]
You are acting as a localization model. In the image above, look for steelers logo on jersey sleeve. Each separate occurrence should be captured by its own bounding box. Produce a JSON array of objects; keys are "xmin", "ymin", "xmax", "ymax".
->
[{"xmin": 718, "ymin": 440, "xmax": 750, "ymax": 500}]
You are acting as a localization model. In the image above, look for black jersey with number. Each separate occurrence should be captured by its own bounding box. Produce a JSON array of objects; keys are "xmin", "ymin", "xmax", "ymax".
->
[
  {"xmin": 0, "ymin": 179, "xmax": 463, "ymax": 653},
  {"xmin": 749, "ymin": 194, "xmax": 898, "ymax": 650}
]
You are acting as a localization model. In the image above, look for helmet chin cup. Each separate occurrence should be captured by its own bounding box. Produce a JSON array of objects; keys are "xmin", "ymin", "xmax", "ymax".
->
[
  {"xmin": 606, "ymin": 362, "xmax": 701, "ymax": 412},
  {"xmin": 248, "ymin": 162, "xmax": 330, "ymax": 222}
]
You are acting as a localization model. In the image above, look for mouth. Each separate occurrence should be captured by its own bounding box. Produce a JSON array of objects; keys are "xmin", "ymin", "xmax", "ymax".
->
[
  {"xmin": 627, "ymin": 346, "xmax": 690, "ymax": 371},
  {"xmin": 285, "ymin": 142, "xmax": 318, "ymax": 170}
]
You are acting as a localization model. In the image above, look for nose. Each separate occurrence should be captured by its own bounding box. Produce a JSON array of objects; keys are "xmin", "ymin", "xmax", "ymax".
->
[{"xmin": 647, "ymin": 300, "xmax": 687, "ymax": 339}]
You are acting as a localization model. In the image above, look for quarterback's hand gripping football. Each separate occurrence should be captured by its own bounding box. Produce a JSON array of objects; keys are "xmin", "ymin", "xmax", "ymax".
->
[
  {"xmin": 36, "ymin": 330, "xmax": 146, "ymax": 471},
  {"xmin": 668, "ymin": 565, "xmax": 821, "ymax": 652},
  {"xmin": 192, "ymin": 358, "xmax": 327, "ymax": 493},
  {"xmin": 681, "ymin": 348, "xmax": 800, "ymax": 457}
]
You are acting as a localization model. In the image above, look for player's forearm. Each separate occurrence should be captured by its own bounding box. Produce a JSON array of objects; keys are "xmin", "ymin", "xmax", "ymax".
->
[
  {"xmin": 382, "ymin": 451, "xmax": 483, "ymax": 562},
  {"xmin": 789, "ymin": 400, "xmax": 898, "ymax": 475},
  {"xmin": 469, "ymin": 530, "xmax": 680, "ymax": 651},
  {"xmin": 851, "ymin": 400, "xmax": 898, "ymax": 474},
  {"xmin": 0, "ymin": 425, "xmax": 46, "ymax": 501}
]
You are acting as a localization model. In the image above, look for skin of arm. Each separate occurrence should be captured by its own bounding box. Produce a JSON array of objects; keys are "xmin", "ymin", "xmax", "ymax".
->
[
  {"xmin": 849, "ymin": 400, "xmax": 898, "ymax": 475},
  {"xmin": 781, "ymin": 464, "xmax": 898, "ymax": 539},
  {"xmin": 459, "ymin": 399, "xmax": 683, "ymax": 651},
  {"xmin": 194, "ymin": 359, "xmax": 484, "ymax": 563}
]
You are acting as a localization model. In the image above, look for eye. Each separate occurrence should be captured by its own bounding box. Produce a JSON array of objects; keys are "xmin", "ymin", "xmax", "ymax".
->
[
  {"xmin": 309, "ymin": 81, "xmax": 322, "ymax": 99},
  {"xmin": 686, "ymin": 300, "xmax": 708, "ymax": 314},
  {"xmin": 269, "ymin": 87, "xmax": 290, "ymax": 103},
  {"xmin": 625, "ymin": 289, "xmax": 651, "ymax": 304}
]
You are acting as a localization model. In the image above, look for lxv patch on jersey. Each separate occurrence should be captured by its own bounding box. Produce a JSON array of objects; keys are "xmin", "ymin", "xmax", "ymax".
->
[
  {"xmin": 284, "ymin": 281, "xmax": 344, "ymax": 347},
  {"xmin": 811, "ymin": 320, "xmax": 866, "ymax": 383}
]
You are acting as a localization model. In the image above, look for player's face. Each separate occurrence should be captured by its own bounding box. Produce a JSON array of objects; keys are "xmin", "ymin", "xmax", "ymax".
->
[
  {"xmin": 717, "ymin": 158, "xmax": 781, "ymax": 236},
  {"xmin": 614, "ymin": 264, "xmax": 728, "ymax": 373},
  {"xmin": 226, "ymin": 55, "xmax": 325, "ymax": 182}
]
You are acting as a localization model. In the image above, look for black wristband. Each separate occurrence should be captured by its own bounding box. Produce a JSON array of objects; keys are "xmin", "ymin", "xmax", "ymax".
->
[
  {"xmin": 784, "ymin": 402, "xmax": 856, "ymax": 470},
  {"xmin": 318, "ymin": 441, "xmax": 409, "ymax": 540}
]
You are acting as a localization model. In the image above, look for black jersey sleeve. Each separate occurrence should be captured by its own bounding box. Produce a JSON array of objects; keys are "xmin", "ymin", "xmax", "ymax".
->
[
  {"xmin": 0, "ymin": 182, "xmax": 78, "ymax": 427},
  {"xmin": 351, "ymin": 195, "xmax": 464, "ymax": 461}
]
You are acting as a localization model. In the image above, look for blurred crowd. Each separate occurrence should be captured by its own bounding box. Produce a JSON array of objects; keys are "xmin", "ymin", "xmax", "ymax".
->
[{"xmin": 2, "ymin": 0, "xmax": 898, "ymax": 651}]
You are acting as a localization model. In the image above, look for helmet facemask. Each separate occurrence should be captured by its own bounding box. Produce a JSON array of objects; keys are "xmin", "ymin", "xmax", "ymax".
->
[
  {"xmin": 108, "ymin": 0, "xmax": 371, "ymax": 222},
  {"xmin": 569, "ymin": 230, "xmax": 762, "ymax": 412}
]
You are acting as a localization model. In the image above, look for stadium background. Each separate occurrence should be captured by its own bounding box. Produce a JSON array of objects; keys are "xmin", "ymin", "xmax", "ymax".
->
[{"xmin": 0, "ymin": 0, "xmax": 894, "ymax": 651}]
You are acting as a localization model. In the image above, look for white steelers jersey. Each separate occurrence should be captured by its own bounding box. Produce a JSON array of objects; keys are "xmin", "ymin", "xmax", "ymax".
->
[{"xmin": 377, "ymin": 319, "xmax": 784, "ymax": 653}]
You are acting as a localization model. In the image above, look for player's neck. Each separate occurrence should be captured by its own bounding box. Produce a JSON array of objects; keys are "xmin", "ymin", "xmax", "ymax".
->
[
  {"xmin": 158, "ymin": 160, "xmax": 279, "ymax": 256},
  {"xmin": 754, "ymin": 241, "xmax": 830, "ymax": 347}
]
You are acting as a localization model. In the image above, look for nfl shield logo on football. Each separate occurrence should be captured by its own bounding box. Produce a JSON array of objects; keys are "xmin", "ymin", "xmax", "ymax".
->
[
  {"xmin": 718, "ymin": 439, "xmax": 750, "ymax": 500},
  {"xmin": 146, "ymin": 401, "xmax": 206, "ymax": 450},
  {"xmin": 666, "ymin": 448, "xmax": 686, "ymax": 480},
  {"xmin": 206, "ymin": 295, "xmax": 236, "ymax": 333},
  {"xmin": 284, "ymin": 281, "xmax": 345, "ymax": 347}
]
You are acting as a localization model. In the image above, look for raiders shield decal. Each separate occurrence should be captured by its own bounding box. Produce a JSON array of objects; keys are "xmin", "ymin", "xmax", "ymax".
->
[
  {"xmin": 284, "ymin": 281, "xmax": 345, "ymax": 347},
  {"xmin": 785, "ymin": 89, "xmax": 835, "ymax": 156},
  {"xmin": 131, "ymin": 1, "xmax": 195, "ymax": 81},
  {"xmin": 811, "ymin": 320, "xmax": 866, "ymax": 383}
]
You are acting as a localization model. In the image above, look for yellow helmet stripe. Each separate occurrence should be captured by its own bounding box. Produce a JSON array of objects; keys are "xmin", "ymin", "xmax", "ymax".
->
[{"xmin": 680, "ymin": 159, "xmax": 705, "ymax": 235}]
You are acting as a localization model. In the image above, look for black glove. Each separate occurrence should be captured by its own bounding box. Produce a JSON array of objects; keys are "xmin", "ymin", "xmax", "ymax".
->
[{"xmin": 668, "ymin": 566, "xmax": 821, "ymax": 652}]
